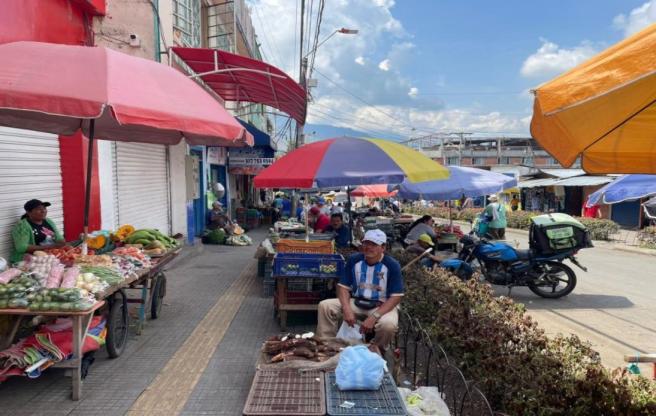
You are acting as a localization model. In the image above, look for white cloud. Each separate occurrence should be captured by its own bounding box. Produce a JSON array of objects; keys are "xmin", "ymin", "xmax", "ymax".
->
[
  {"xmin": 520, "ymin": 39, "xmax": 598, "ymax": 79},
  {"xmin": 378, "ymin": 59, "xmax": 391, "ymax": 71},
  {"xmin": 355, "ymin": 56, "xmax": 365, "ymax": 65},
  {"xmin": 613, "ymin": 0, "xmax": 656, "ymax": 37},
  {"xmin": 408, "ymin": 87, "xmax": 419, "ymax": 97}
]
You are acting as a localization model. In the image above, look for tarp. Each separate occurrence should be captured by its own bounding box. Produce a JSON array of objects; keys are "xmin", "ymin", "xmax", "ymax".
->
[
  {"xmin": 530, "ymin": 23, "xmax": 656, "ymax": 173},
  {"xmin": 172, "ymin": 47, "xmax": 307, "ymax": 124}
]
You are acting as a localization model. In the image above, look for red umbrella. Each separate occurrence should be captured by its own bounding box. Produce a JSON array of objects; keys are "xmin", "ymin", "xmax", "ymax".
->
[
  {"xmin": 350, "ymin": 184, "xmax": 397, "ymax": 198},
  {"xmin": 0, "ymin": 41, "xmax": 253, "ymax": 233}
]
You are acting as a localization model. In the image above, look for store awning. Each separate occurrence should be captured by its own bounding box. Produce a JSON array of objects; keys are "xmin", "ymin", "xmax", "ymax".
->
[
  {"xmin": 518, "ymin": 178, "xmax": 561, "ymax": 188},
  {"xmin": 554, "ymin": 176, "xmax": 614, "ymax": 187},
  {"xmin": 238, "ymin": 120, "xmax": 277, "ymax": 152},
  {"xmin": 171, "ymin": 47, "xmax": 307, "ymax": 124}
]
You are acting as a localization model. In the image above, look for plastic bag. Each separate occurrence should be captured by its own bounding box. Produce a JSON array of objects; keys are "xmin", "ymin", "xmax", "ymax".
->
[
  {"xmin": 336, "ymin": 322, "xmax": 363, "ymax": 343},
  {"xmin": 335, "ymin": 345, "xmax": 385, "ymax": 390},
  {"xmin": 398, "ymin": 386, "xmax": 450, "ymax": 416}
]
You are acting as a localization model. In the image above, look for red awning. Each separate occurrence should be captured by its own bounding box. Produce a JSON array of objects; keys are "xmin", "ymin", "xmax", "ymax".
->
[{"xmin": 171, "ymin": 47, "xmax": 307, "ymax": 124}]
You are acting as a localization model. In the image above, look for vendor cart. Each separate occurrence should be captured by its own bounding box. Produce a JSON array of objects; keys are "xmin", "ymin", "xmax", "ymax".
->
[{"xmin": 97, "ymin": 246, "xmax": 180, "ymax": 358}]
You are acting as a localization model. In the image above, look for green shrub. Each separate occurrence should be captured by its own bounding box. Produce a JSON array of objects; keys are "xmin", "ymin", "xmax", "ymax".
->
[
  {"xmin": 506, "ymin": 210, "xmax": 541, "ymax": 230},
  {"xmin": 392, "ymin": 252, "xmax": 656, "ymax": 415},
  {"xmin": 575, "ymin": 217, "xmax": 620, "ymax": 240},
  {"xmin": 637, "ymin": 226, "xmax": 656, "ymax": 249}
]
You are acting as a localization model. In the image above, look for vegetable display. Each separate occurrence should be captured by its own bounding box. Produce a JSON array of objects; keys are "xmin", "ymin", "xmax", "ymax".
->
[
  {"xmin": 124, "ymin": 229, "xmax": 178, "ymax": 249},
  {"xmin": 79, "ymin": 266, "xmax": 123, "ymax": 286},
  {"xmin": 28, "ymin": 288, "xmax": 94, "ymax": 312},
  {"xmin": 0, "ymin": 268, "xmax": 22, "ymax": 284},
  {"xmin": 0, "ymin": 276, "xmax": 38, "ymax": 309}
]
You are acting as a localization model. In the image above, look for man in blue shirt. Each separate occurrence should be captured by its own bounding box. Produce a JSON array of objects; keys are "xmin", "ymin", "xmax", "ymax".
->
[
  {"xmin": 323, "ymin": 213, "xmax": 351, "ymax": 248},
  {"xmin": 317, "ymin": 229, "xmax": 403, "ymax": 348}
]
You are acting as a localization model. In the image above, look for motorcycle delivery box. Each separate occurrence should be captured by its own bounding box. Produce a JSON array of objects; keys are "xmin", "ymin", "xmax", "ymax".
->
[{"xmin": 529, "ymin": 213, "xmax": 593, "ymax": 255}]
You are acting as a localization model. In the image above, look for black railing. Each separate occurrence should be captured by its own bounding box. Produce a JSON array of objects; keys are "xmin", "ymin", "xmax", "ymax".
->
[{"xmin": 394, "ymin": 310, "xmax": 506, "ymax": 416}]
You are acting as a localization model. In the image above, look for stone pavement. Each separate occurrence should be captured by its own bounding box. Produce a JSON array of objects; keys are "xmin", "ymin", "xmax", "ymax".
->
[{"xmin": 0, "ymin": 227, "xmax": 292, "ymax": 416}]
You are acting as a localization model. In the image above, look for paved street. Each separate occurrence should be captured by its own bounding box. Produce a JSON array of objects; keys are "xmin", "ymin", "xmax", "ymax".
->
[{"xmin": 499, "ymin": 228, "xmax": 656, "ymax": 371}]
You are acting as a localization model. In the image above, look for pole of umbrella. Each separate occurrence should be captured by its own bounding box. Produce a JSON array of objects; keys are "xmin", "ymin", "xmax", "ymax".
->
[
  {"xmin": 347, "ymin": 186, "xmax": 353, "ymax": 231},
  {"xmin": 83, "ymin": 119, "xmax": 95, "ymax": 244}
]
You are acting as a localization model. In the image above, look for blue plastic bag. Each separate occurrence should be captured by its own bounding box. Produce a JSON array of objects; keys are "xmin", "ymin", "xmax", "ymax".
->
[{"xmin": 335, "ymin": 345, "xmax": 386, "ymax": 390}]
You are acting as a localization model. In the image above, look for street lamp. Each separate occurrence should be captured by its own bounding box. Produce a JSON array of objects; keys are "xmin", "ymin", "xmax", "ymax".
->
[{"xmin": 303, "ymin": 28, "xmax": 359, "ymax": 59}]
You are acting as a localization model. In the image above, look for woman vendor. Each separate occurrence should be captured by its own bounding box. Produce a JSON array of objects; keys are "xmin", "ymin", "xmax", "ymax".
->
[
  {"xmin": 207, "ymin": 201, "xmax": 235, "ymax": 235},
  {"xmin": 10, "ymin": 199, "xmax": 65, "ymax": 263}
]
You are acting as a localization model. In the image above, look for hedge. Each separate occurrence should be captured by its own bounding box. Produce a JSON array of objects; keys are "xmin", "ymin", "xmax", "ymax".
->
[
  {"xmin": 408, "ymin": 207, "xmax": 620, "ymax": 241},
  {"xmin": 637, "ymin": 226, "xmax": 656, "ymax": 249},
  {"xmin": 391, "ymin": 250, "xmax": 656, "ymax": 415}
]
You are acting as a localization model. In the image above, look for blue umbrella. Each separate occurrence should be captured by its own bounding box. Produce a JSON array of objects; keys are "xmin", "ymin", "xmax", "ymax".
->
[
  {"xmin": 392, "ymin": 166, "xmax": 517, "ymax": 200},
  {"xmin": 586, "ymin": 174, "xmax": 656, "ymax": 207}
]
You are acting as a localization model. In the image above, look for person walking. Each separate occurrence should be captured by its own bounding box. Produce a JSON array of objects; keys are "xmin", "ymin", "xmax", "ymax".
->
[{"xmin": 484, "ymin": 195, "xmax": 507, "ymax": 240}]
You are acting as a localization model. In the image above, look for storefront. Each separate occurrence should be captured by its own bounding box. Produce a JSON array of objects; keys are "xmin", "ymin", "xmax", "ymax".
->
[{"xmin": 0, "ymin": 127, "xmax": 65, "ymax": 260}]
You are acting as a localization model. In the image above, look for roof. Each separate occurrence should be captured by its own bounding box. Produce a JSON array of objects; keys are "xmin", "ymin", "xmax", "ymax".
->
[
  {"xmin": 554, "ymin": 176, "xmax": 613, "ymax": 187},
  {"xmin": 518, "ymin": 178, "xmax": 561, "ymax": 188},
  {"xmin": 171, "ymin": 47, "xmax": 307, "ymax": 124},
  {"xmin": 238, "ymin": 120, "xmax": 276, "ymax": 151},
  {"xmin": 538, "ymin": 168, "xmax": 586, "ymax": 178}
]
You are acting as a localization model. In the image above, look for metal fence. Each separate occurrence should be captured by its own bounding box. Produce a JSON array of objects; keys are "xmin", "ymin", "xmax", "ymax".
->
[{"xmin": 394, "ymin": 310, "xmax": 505, "ymax": 416}]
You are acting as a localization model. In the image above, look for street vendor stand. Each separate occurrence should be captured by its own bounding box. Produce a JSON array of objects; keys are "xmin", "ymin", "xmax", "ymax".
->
[{"xmin": 0, "ymin": 301, "xmax": 104, "ymax": 400}]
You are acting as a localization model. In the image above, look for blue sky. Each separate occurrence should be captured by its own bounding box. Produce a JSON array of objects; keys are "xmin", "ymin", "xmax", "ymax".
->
[{"xmin": 248, "ymin": 0, "xmax": 656, "ymax": 143}]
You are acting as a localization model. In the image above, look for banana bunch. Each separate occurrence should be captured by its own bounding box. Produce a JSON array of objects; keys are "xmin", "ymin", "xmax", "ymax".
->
[{"xmin": 124, "ymin": 229, "xmax": 178, "ymax": 250}]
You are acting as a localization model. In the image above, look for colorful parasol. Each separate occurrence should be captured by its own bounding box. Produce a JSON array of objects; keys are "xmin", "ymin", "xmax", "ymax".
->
[{"xmin": 253, "ymin": 137, "xmax": 449, "ymax": 189}]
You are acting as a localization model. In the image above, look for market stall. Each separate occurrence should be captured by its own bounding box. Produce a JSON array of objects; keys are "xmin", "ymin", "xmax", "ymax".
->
[{"xmin": 0, "ymin": 225, "xmax": 181, "ymax": 399}]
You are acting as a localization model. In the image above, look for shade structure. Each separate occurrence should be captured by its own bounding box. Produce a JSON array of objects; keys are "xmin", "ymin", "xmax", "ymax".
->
[
  {"xmin": 350, "ymin": 185, "xmax": 397, "ymax": 198},
  {"xmin": 171, "ymin": 46, "xmax": 307, "ymax": 124},
  {"xmin": 391, "ymin": 166, "xmax": 517, "ymax": 200},
  {"xmin": 253, "ymin": 137, "xmax": 449, "ymax": 189},
  {"xmin": 0, "ymin": 41, "xmax": 252, "ymax": 146},
  {"xmin": 530, "ymin": 23, "xmax": 656, "ymax": 174},
  {"xmin": 586, "ymin": 175, "xmax": 656, "ymax": 207}
]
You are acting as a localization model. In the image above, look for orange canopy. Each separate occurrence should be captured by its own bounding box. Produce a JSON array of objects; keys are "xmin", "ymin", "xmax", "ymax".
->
[{"xmin": 530, "ymin": 23, "xmax": 656, "ymax": 174}]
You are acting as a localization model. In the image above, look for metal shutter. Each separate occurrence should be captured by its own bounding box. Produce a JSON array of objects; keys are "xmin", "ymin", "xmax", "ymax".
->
[
  {"xmin": 114, "ymin": 142, "xmax": 171, "ymax": 234},
  {"xmin": 0, "ymin": 127, "xmax": 64, "ymax": 261}
]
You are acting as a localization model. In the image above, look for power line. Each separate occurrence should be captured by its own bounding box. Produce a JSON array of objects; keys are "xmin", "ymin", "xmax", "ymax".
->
[
  {"xmin": 310, "ymin": 101, "xmax": 408, "ymax": 136},
  {"xmin": 306, "ymin": 0, "xmax": 325, "ymax": 82},
  {"xmin": 253, "ymin": 7, "xmax": 285, "ymax": 70}
]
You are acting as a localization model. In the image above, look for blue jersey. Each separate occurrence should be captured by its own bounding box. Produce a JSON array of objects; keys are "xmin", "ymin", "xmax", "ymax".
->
[
  {"xmin": 338, "ymin": 253, "xmax": 404, "ymax": 302},
  {"xmin": 325, "ymin": 225, "xmax": 351, "ymax": 248}
]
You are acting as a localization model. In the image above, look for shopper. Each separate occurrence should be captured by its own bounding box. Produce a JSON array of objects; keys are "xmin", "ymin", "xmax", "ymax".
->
[
  {"xmin": 510, "ymin": 195, "xmax": 520, "ymax": 211},
  {"xmin": 11, "ymin": 199, "xmax": 65, "ymax": 263},
  {"xmin": 207, "ymin": 201, "xmax": 235, "ymax": 235},
  {"xmin": 484, "ymin": 195, "xmax": 507, "ymax": 240},
  {"xmin": 316, "ymin": 230, "xmax": 403, "ymax": 348}
]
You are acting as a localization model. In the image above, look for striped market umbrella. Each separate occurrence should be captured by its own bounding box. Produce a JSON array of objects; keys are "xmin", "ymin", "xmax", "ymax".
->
[{"xmin": 253, "ymin": 137, "xmax": 449, "ymax": 189}]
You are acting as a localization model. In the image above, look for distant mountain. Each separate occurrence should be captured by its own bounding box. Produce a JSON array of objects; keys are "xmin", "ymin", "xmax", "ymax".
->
[{"xmin": 304, "ymin": 123, "xmax": 403, "ymax": 142}]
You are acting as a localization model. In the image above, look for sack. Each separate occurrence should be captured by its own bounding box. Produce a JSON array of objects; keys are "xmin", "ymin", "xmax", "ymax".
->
[
  {"xmin": 336, "ymin": 322, "xmax": 363, "ymax": 343},
  {"xmin": 354, "ymin": 298, "xmax": 380, "ymax": 310},
  {"xmin": 335, "ymin": 345, "xmax": 386, "ymax": 390}
]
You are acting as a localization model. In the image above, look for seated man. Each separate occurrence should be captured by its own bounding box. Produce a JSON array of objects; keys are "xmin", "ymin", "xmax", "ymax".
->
[
  {"xmin": 317, "ymin": 229, "xmax": 403, "ymax": 349},
  {"xmin": 405, "ymin": 233, "xmax": 441, "ymax": 268},
  {"xmin": 324, "ymin": 213, "xmax": 352, "ymax": 248}
]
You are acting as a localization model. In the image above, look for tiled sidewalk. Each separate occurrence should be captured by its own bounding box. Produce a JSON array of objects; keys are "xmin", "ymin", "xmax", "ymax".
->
[{"xmin": 0, "ymin": 228, "xmax": 280, "ymax": 416}]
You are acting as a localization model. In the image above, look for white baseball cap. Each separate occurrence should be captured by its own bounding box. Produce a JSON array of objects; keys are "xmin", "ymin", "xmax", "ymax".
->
[{"xmin": 363, "ymin": 229, "xmax": 387, "ymax": 245}]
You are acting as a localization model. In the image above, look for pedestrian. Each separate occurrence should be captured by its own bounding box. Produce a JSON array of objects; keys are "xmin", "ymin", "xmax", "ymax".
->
[
  {"xmin": 324, "ymin": 213, "xmax": 351, "ymax": 248},
  {"xmin": 484, "ymin": 195, "xmax": 507, "ymax": 240},
  {"xmin": 316, "ymin": 229, "xmax": 403, "ymax": 349},
  {"xmin": 510, "ymin": 195, "xmax": 520, "ymax": 211},
  {"xmin": 582, "ymin": 202, "xmax": 602, "ymax": 218}
]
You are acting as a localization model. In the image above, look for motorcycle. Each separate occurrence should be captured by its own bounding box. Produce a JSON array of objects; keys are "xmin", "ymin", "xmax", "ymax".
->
[{"xmin": 441, "ymin": 214, "xmax": 591, "ymax": 298}]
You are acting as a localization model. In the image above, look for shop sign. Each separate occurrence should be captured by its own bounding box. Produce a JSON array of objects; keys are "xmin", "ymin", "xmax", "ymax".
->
[
  {"xmin": 229, "ymin": 148, "xmax": 273, "ymax": 167},
  {"xmin": 207, "ymin": 147, "xmax": 227, "ymax": 165}
]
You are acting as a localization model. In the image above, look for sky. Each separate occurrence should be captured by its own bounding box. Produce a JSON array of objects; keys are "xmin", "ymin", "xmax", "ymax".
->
[{"xmin": 247, "ymin": 0, "xmax": 656, "ymax": 143}]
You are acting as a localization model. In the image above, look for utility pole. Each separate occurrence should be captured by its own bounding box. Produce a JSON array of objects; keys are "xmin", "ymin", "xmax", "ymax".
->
[{"xmin": 295, "ymin": 0, "xmax": 307, "ymax": 150}]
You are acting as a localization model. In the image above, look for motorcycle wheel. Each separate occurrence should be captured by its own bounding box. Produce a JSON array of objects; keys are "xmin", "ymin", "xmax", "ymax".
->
[{"xmin": 527, "ymin": 261, "xmax": 577, "ymax": 299}]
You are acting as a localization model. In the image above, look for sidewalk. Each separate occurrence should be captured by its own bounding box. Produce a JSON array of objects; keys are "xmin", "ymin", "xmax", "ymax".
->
[{"xmin": 0, "ymin": 227, "xmax": 283, "ymax": 416}]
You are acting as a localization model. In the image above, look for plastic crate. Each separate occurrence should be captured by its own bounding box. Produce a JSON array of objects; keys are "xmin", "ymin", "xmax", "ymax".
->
[
  {"xmin": 243, "ymin": 369, "xmax": 325, "ymax": 415},
  {"xmin": 263, "ymin": 278, "xmax": 275, "ymax": 297},
  {"xmin": 287, "ymin": 277, "xmax": 315, "ymax": 291},
  {"xmin": 325, "ymin": 372, "xmax": 407, "ymax": 415},
  {"xmin": 274, "ymin": 290, "xmax": 322, "ymax": 307},
  {"xmin": 273, "ymin": 253, "xmax": 345, "ymax": 279},
  {"xmin": 276, "ymin": 239, "xmax": 334, "ymax": 254}
]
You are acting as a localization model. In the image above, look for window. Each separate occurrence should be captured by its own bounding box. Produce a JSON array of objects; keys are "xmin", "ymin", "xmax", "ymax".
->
[
  {"xmin": 207, "ymin": 2, "xmax": 236, "ymax": 52},
  {"xmin": 473, "ymin": 157, "xmax": 485, "ymax": 165},
  {"xmin": 499, "ymin": 156, "xmax": 510, "ymax": 165},
  {"xmin": 522, "ymin": 157, "xmax": 534, "ymax": 165},
  {"xmin": 447, "ymin": 157, "xmax": 459, "ymax": 165},
  {"xmin": 173, "ymin": 0, "xmax": 201, "ymax": 47}
]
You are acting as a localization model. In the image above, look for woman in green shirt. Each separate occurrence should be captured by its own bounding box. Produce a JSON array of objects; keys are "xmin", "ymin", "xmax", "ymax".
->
[
  {"xmin": 10, "ymin": 199, "xmax": 65, "ymax": 263},
  {"xmin": 483, "ymin": 195, "xmax": 507, "ymax": 240}
]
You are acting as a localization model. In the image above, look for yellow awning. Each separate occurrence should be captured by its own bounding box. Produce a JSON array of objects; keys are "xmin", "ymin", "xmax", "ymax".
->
[{"xmin": 530, "ymin": 23, "xmax": 656, "ymax": 174}]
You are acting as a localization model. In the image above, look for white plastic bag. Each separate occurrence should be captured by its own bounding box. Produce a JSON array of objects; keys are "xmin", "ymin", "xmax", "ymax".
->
[
  {"xmin": 398, "ymin": 386, "xmax": 451, "ymax": 416},
  {"xmin": 336, "ymin": 322, "xmax": 363, "ymax": 343},
  {"xmin": 335, "ymin": 345, "xmax": 386, "ymax": 390}
]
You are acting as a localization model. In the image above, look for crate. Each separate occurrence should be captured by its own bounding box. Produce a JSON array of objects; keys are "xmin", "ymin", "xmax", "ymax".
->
[
  {"xmin": 257, "ymin": 258, "xmax": 266, "ymax": 278},
  {"xmin": 243, "ymin": 369, "xmax": 326, "ymax": 415},
  {"xmin": 273, "ymin": 253, "xmax": 345, "ymax": 279},
  {"xmin": 287, "ymin": 277, "xmax": 315, "ymax": 291},
  {"xmin": 263, "ymin": 278, "xmax": 275, "ymax": 297},
  {"xmin": 274, "ymin": 290, "xmax": 322, "ymax": 307},
  {"xmin": 275, "ymin": 239, "xmax": 334, "ymax": 254},
  {"xmin": 325, "ymin": 372, "xmax": 406, "ymax": 416}
]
